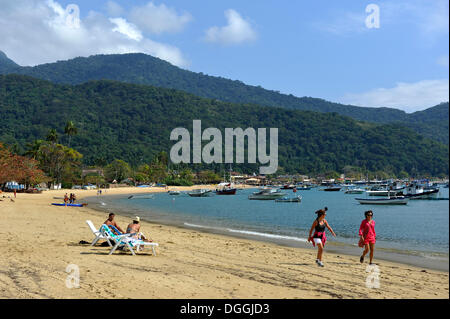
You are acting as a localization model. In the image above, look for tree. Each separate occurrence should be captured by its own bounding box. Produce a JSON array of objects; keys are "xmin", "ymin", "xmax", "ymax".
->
[
  {"xmin": 38, "ymin": 142, "xmax": 82, "ymax": 186},
  {"xmin": 104, "ymin": 159, "xmax": 131, "ymax": 183},
  {"xmin": 64, "ymin": 121, "xmax": 78, "ymax": 148},
  {"xmin": 25, "ymin": 139, "xmax": 44, "ymax": 160},
  {"xmin": 46, "ymin": 129, "xmax": 58, "ymax": 143},
  {"xmin": 0, "ymin": 143, "xmax": 48, "ymax": 187}
]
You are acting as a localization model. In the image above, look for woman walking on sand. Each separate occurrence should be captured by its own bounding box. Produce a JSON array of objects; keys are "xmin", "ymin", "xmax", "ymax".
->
[
  {"xmin": 359, "ymin": 210, "xmax": 376, "ymax": 264},
  {"xmin": 308, "ymin": 207, "xmax": 336, "ymax": 267}
]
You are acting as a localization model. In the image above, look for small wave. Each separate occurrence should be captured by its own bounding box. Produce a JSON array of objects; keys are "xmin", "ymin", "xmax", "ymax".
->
[
  {"xmin": 183, "ymin": 223, "xmax": 307, "ymax": 243},
  {"xmin": 227, "ymin": 229, "xmax": 308, "ymax": 242}
]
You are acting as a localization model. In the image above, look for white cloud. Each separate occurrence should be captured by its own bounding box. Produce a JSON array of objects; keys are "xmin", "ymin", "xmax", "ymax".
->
[
  {"xmin": 128, "ymin": 2, "xmax": 192, "ymax": 35},
  {"xmin": 205, "ymin": 9, "xmax": 257, "ymax": 45},
  {"xmin": 340, "ymin": 79, "xmax": 449, "ymax": 113},
  {"xmin": 0, "ymin": 0, "xmax": 188, "ymax": 67},
  {"xmin": 110, "ymin": 17, "xmax": 143, "ymax": 41}
]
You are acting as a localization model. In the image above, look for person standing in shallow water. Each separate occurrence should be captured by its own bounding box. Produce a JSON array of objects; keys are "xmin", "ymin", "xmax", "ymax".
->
[
  {"xmin": 359, "ymin": 210, "xmax": 376, "ymax": 264},
  {"xmin": 308, "ymin": 207, "xmax": 336, "ymax": 267}
]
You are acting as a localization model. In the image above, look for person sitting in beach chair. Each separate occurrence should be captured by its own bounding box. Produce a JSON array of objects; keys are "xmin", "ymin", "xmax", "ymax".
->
[
  {"xmin": 126, "ymin": 216, "xmax": 153, "ymax": 242},
  {"xmin": 104, "ymin": 213, "xmax": 125, "ymax": 235}
]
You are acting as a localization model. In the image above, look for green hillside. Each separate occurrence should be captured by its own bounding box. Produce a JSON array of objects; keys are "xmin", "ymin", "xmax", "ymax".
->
[
  {"xmin": 0, "ymin": 74, "xmax": 447, "ymax": 176},
  {"xmin": 0, "ymin": 52, "xmax": 447, "ymax": 144}
]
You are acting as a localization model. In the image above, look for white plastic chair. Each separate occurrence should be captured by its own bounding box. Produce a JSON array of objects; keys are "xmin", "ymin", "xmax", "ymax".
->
[{"xmin": 86, "ymin": 220, "xmax": 112, "ymax": 247}]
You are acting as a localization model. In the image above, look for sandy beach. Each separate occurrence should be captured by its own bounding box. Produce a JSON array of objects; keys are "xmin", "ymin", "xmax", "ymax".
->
[{"xmin": 0, "ymin": 187, "xmax": 448, "ymax": 299}]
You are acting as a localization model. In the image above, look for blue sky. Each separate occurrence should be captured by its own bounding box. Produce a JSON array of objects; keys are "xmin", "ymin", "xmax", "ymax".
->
[{"xmin": 0, "ymin": 0, "xmax": 448, "ymax": 112}]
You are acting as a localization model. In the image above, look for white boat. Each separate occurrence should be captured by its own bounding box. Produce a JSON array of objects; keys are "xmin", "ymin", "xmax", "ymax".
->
[
  {"xmin": 248, "ymin": 188, "xmax": 286, "ymax": 200},
  {"xmin": 187, "ymin": 189, "xmax": 212, "ymax": 197},
  {"xmin": 355, "ymin": 196, "xmax": 409, "ymax": 205},
  {"xmin": 344, "ymin": 188, "xmax": 365, "ymax": 194},
  {"xmin": 403, "ymin": 183, "xmax": 439, "ymax": 200},
  {"xmin": 168, "ymin": 190, "xmax": 181, "ymax": 195},
  {"xmin": 275, "ymin": 195, "xmax": 302, "ymax": 203}
]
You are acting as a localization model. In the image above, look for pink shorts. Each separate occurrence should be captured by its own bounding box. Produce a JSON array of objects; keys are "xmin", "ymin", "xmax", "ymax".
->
[{"xmin": 364, "ymin": 238, "xmax": 376, "ymax": 245}]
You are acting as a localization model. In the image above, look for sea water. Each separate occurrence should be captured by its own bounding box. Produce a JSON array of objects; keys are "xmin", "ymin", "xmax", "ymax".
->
[{"xmin": 87, "ymin": 187, "xmax": 449, "ymax": 259}]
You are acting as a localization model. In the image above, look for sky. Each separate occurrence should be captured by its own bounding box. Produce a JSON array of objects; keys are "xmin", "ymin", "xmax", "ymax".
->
[{"xmin": 0, "ymin": 0, "xmax": 448, "ymax": 113}]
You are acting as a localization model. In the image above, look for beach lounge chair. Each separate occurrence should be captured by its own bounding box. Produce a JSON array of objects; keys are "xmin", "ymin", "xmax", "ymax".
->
[
  {"xmin": 86, "ymin": 220, "xmax": 112, "ymax": 247},
  {"xmin": 100, "ymin": 224, "xmax": 159, "ymax": 256}
]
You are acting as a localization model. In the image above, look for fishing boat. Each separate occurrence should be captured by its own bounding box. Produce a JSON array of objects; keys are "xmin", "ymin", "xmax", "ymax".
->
[
  {"xmin": 188, "ymin": 189, "xmax": 213, "ymax": 197},
  {"xmin": 403, "ymin": 183, "xmax": 439, "ymax": 200},
  {"xmin": 275, "ymin": 195, "xmax": 302, "ymax": 203},
  {"xmin": 355, "ymin": 196, "xmax": 409, "ymax": 205},
  {"xmin": 323, "ymin": 186, "xmax": 341, "ymax": 192},
  {"xmin": 280, "ymin": 184, "xmax": 296, "ymax": 189},
  {"xmin": 248, "ymin": 188, "xmax": 286, "ymax": 200},
  {"xmin": 168, "ymin": 190, "xmax": 181, "ymax": 195},
  {"xmin": 215, "ymin": 182, "xmax": 237, "ymax": 195},
  {"xmin": 344, "ymin": 187, "xmax": 365, "ymax": 194},
  {"xmin": 296, "ymin": 186, "xmax": 311, "ymax": 190}
]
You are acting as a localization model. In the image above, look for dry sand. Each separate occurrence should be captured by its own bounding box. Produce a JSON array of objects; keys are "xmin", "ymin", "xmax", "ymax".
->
[{"xmin": 0, "ymin": 187, "xmax": 448, "ymax": 299}]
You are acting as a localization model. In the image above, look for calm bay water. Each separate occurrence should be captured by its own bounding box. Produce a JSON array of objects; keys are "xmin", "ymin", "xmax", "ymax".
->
[{"xmin": 88, "ymin": 187, "xmax": 449, "ymax": 258}]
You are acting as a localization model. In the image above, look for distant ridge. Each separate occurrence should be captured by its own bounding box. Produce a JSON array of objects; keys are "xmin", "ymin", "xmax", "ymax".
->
[
  {"xmin": 0, "ymin": 51, "xmax": 20, "ymax": 73},
  {"xmin": 0, "ymin": 74, "xmax": 448, "ymax": 176},
  {"xmin": 0, "ymin": 52, "xmax": 448, "ymax": 143}
]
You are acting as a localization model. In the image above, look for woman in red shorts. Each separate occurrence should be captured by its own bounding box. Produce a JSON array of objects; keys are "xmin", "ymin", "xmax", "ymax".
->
[{"xmin": 359, "ymin": 210, "xmax": 376, "ymax": 264}]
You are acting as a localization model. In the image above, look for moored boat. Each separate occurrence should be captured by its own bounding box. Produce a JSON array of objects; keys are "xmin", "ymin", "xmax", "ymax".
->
[
  {"xmin": 344, "ymin": 188, "xmax": 365, "ymax": 194},
  {"xmin": 215, "ymin": 182, "xmax": 237, "ymax": 195},
  {"xmin": 323, "ymin": 186, "xmax": 341, "ymax": 192},
  {"xmin": 188, "ymin": 189, "xmax": 213, "ymax": 197},
  {"xmin": 168, "ymin": 190, "xmax": 181, "ymax": 195},
  {"xmin": 248, "ymin": 188, "xmax": 286, "ymax": 200},
  {"xmin": 355, "ymin": 196, "xmax": 409, "ymax": 205},
  {"xmin": 403, "ymin": 182, "xmax": 439, "ymax": 200},
  {"xmin": 275, "ymin": 195, "xmax": 302, "ymax": 203}
]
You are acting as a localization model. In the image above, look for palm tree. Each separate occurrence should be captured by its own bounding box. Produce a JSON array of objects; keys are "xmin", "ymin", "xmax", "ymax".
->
[
  {"xmin": 25, "ymin": 139, "xmax": 44, "ymax": 160},
  {"xmin": 46, "ymin": 129, "xmax": 58, "ymax": 144},
  {"xmin": 64, "ymin": 121, "xmax": 78, "ymax": 148}
]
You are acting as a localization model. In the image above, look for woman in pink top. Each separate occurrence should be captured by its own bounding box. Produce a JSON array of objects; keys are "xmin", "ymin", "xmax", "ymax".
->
[{"xmin": 359, "ymin": 210, "xmax": 376, "ymax": 264}]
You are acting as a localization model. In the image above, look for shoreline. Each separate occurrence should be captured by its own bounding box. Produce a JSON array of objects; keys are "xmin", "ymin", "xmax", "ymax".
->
[
  {"xmin": 0, "ymin": 187, "xmax": 448, "ymax": 298},
  {"xmin": 85, "ymin": 190, "xmax": 449, "ymax": 272}
]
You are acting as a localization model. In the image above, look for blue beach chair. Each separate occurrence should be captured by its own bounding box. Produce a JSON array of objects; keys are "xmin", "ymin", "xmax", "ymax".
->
[{"xmin": 100, "ymin": 224, "xmax": 159, "ymax": 256}]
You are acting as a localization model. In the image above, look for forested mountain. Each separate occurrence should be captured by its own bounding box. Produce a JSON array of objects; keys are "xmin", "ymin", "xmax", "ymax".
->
[
  {"xmin": 0, "ymin": 51, "xmax": 447, "ymax": 144},
  {"xmin": 397, "ymin": 102, "xmax": 449, "ymax": 144},
  {"xmin": 0, "ymin": 74, "xmax": 447, "ymax": 176},
  {"xmin": 0, "ymin": 51, "xmax": 19, "ymax": 73}
]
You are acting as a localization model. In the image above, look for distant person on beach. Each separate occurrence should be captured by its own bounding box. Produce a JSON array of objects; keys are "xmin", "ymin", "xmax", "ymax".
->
[
  {"xmin": 126, "ymin": 216, "xmax": 153, "ymax": 242},
  {"xmin": 359, "ymin": 210, "xmax": 376, "ymax": 264},
  {"xmin": 64, "ymin": 193, "xmax": 69, "ymax": 204},
  {"xmin": 104, "ymin": 213, "xmax": 125, "ymax": 235},
  {"xmin": 72, "ymin": 193, "xmax": 77, "ymax": 203},
  {"xmin": 308, "ymin": 207, "xmax": 336, "ymax": 267}
]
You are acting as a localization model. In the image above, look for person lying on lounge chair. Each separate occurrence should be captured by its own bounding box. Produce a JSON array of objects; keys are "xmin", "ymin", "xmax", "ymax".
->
[
  {"xmin": 126, "ymin": 216, "xmax": 153, "ymax": 242},
  {"xmin": 103, "ymin": 213, "xmax": 125, "ymax": 235}
]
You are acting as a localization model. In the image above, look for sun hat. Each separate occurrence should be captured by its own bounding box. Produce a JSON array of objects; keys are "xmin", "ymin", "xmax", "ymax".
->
[{"xmin": 134, "ymin": 216, "xmax": 140, "ymax": 222}]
